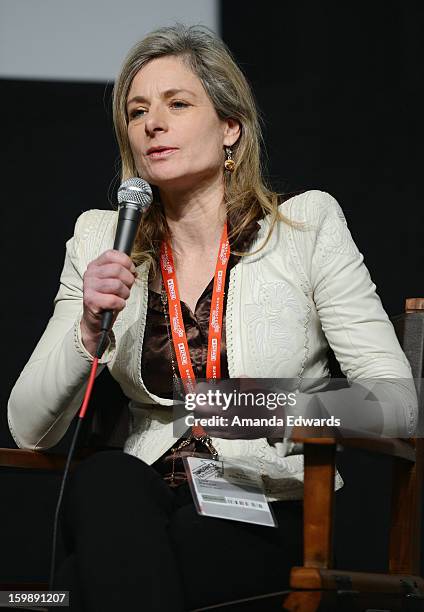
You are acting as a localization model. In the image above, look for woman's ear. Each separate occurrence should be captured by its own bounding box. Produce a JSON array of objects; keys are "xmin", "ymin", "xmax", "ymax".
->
[{"xmin": 223, "ymin": 118, "xmax": 241, "ymax": 147}]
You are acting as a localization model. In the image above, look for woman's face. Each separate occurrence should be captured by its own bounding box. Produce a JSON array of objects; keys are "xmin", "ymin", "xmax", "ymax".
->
[{"xmin": 126, "ymin": 55, "xmax": 240, "ymax": 192}]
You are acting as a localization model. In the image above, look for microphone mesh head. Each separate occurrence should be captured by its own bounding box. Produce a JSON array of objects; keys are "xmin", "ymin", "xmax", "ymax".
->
[{"xmin": 117, "ymin": 177, "xmax": 153, "ymax": 211}]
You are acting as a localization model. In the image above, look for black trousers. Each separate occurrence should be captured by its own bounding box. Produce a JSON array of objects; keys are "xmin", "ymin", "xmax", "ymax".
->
[{"xmin": 52, "ymin": 450, "xmax": 303, "ymax": 611}]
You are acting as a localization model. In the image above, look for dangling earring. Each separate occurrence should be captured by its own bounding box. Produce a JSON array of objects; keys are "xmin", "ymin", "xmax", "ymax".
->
[{"xmin": 224, "ymin": 147, "xmax": 235, "ymax": 172}]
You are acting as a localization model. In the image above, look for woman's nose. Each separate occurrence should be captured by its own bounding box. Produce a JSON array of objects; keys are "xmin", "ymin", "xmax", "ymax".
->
[{"xmin": 144, "ymin": 107, "xmax": 168, "ymax": 136}]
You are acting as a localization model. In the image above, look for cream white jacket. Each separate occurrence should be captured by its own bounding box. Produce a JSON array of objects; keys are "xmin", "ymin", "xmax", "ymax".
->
[{"xmin": 7, "ymin": 190, "xmax": 418, "ymax": 500}]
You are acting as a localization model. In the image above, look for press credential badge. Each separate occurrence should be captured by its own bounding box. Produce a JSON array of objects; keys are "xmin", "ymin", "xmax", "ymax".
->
[{"xmin": 183, "ymin": 456, "xmax": 277, "ymax": 527}]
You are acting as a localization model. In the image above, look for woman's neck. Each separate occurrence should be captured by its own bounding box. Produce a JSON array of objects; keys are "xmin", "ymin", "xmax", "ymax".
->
[{"xmin": 159, "ymin": 178, "xmax": 227, "ymax": 256}]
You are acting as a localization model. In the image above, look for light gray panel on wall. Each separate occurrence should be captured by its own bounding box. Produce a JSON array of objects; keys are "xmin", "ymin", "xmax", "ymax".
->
[{"xmin": 0, "ymin": 0, "xmax": 219, "ymax": 81}]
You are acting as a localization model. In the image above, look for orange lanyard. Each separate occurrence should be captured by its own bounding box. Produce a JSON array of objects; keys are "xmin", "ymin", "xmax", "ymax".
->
[{"xmin": 160, "ymin": 224, "xmax": 230, "ymax": 436}]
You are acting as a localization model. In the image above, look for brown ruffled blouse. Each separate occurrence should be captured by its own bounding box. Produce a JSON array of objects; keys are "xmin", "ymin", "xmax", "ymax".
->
[{"xmin": 141, "ymin": 220, "xmax": 261, "ymax": 398}]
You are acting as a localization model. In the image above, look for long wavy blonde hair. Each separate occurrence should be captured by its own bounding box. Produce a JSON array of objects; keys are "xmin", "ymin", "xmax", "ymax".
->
[{"xmin": 113, "ymin": 24, "xmax": 296, "ymax": 270}]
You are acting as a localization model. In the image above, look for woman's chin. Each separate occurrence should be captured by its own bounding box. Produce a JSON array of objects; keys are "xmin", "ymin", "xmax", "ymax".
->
[
  {"xmin": 148, "ymin": 167, "xmax": 221, "ymax": 194},
  {"xmin": 149, "ymin": 173, "xmax": 201, "ymax": 192}
]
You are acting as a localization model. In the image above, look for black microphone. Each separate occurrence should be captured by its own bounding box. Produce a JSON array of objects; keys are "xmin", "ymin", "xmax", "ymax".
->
[{"xmin": 100, "ymin": 177, "xmax": 153, "ymax": 333}]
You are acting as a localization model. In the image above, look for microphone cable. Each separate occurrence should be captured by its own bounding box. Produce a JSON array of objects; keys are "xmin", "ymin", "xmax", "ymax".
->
[{"xmin": 48, "ymin": 332, "xmax": 106, "ymax": 591}]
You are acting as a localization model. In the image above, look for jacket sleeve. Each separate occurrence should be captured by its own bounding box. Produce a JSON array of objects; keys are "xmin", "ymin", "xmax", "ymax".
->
[
  {"xmin": 7, "ymin": 210, "xmax": 117, "ymax": 450},
  {"xmin": 292, "ymin": 190, "xmax": 418, "ymax": 437}
]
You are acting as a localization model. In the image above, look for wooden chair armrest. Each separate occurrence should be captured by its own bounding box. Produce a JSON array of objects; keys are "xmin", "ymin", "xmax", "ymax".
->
[
  {"xmin": 0, "ymin": 447, "xmax": 96, "ymax": 471},
  {"xmin": 291, "ymin": 428, "xmax": 416, "ymax": 462}
]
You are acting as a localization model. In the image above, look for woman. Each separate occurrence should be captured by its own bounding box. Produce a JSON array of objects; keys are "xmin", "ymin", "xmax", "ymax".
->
[{"xmin": 7, "ymin": 25, "xmax": 417, "ymax": 611}]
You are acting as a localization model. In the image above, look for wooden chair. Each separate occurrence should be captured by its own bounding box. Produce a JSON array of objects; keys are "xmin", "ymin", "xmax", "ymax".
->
[
  {"xmin": 276, "ymin": 298, "xmax": 424, "ymax": 612},
  {"xmin": 1, "ymin": 299, "xmax": 424, "ymax": 612}
]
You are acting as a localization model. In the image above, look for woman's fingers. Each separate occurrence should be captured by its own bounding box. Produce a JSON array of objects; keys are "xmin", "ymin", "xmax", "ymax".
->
[
  {"xmin": 94, "ymin": 262, "xmax": 136, "ymax": 287},
  {"xmin": 80, "ymin": 249, "xmax": 138, "ymax": 354},
  {"xmin": 94, "ymin": 249, "xmax": 136, "ymax": 271}
]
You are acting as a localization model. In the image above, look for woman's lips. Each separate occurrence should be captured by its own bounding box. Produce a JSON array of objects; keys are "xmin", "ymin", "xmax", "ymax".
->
[{"xmin": 147, "ymin": 148, "xmax": 178, "ymax": 159}]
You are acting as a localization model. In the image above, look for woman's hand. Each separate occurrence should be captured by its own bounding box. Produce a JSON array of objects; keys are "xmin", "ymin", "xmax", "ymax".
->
[
  {"xmin": 80, "ymin": 249, "xmax": 137, "ymax": 356},
  {"xmin": 189, "ymin": 378, "xmax": 287, "ymax": 440}
]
